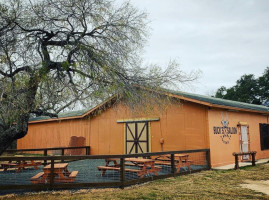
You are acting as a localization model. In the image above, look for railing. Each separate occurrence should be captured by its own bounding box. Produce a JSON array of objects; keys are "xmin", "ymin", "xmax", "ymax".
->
[
  {"xmin": 232, "ymin": 151, "xmax": 257, "ymax": 170},
  {"xmin": 4, "ymin": 146, "xmax": 90, "ymax": 165},
  {"xmin": 0, "ymin": 148, "xmax": 210, "ymax": 192}
]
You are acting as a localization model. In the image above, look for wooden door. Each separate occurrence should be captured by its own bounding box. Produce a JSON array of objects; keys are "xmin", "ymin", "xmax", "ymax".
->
[
  {"xmin": 125, "ymin": 122, "xmax": 149, "ymax": 154},
  {"xmin": 239, "ymin": 125, "xmax": 250, "ymax": 160}
]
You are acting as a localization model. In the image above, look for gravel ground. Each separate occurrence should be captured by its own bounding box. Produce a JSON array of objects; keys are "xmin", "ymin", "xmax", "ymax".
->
[{"xmin": 0, "ymin": 159, "xmax": 206, "ymax": 187}]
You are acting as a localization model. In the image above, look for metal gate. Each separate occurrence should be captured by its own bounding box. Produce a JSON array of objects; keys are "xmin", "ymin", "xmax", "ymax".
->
[{"xmin": 125, "ymin": 122, "xmax": 149, "ymax": 154}]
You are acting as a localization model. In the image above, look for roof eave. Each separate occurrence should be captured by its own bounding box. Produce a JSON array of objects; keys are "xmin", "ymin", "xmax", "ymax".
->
[
  {"xmin": 28, "ymin": 91, "xmax": 269, "ymax": 124},
  {"xmin": 166, "ymin": 92, "xmax": 269, "ymax": 115},
  {"xmin": 29, "ymin": 95, "xmax": 117, "ymax": 124}
]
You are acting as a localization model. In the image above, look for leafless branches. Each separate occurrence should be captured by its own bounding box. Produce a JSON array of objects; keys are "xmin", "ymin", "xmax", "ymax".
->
[{"xmin": 0, "ymin": 0, "xmax": 198, "ymax": 153}]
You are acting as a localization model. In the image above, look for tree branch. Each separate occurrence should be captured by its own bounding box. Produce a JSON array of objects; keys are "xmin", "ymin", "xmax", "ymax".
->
[
  {"xmin": 44, "ymin": 40, "xmax": 77, "ymax": 46},
  {"xmin": 0, "ymin": 66, "xmax": 32, "ymax": 77},
  {"xmin": 14, "ymin": 21, "xmax": 51, "ymax": 35},
  {"xmin": 31, "ymin": 109, "xmax": 58, "ymax": 118}
]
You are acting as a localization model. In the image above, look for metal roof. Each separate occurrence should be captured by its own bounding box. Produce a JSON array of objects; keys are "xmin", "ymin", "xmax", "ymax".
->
[
  {"xmin": 29, "ymin": 109, "xmax": 89, "ymax": 122},
  {"xmin": 29, "ymin": 89, "xmax": 269, "ymax": 122},
  {"xmin": 166, "ymin": 89, "xmax": 269, "ymax": 113}
]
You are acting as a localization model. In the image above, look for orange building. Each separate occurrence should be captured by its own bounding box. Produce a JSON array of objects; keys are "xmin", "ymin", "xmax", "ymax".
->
[{"xmin": 17, "ymin": 90, "xmax": 269, "ymax": 167}]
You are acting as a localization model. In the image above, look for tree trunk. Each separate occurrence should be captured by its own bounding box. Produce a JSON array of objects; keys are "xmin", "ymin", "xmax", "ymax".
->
[{"xmin": 0, "ymin": 114, "xmax": 29, "ymax": 155}]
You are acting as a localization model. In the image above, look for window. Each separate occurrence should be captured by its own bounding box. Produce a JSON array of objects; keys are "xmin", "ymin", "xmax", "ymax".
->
[{"xmin": 260, "ymin": 123, "xmax": 269, "ymax": 150}]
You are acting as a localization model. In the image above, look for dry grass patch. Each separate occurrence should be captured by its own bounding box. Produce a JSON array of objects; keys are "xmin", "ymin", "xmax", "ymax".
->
[{"xmin": 1, "ymin": 164, "xmax": 269, "ymax": 200}]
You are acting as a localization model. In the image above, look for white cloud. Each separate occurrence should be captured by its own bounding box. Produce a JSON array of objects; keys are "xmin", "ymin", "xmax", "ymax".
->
[{"xmin": 120, "ymin": 0, "xmax": 269, "ymax": 95}]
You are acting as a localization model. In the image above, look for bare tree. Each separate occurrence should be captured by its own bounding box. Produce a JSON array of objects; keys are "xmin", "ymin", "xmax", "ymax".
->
[{"xmin": 0, "ymin": 0, "xmax": 197, "ymax": 154}]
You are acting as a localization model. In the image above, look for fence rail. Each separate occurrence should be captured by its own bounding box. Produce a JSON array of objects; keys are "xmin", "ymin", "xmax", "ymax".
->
[
  {"xmin": 0, "ymin": 149, "xmax": 210, "ymax": 191},
  {"xmin": 5, "ymin": 146, "xmax": 90, "ymax": 155}
]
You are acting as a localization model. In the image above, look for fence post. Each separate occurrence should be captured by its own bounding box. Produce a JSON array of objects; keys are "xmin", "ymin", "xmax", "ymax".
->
[
  {"xmin": 61, "ymin": 149, "xmax": 65, "ymax": 163},
  {"xmin": 206, "ymin": 149, "xmax": 211, "ymax": 169},
  {"xmin": 171, "ymin": 154, "xmax": 175, "ymax": 176},
  {"xmin": 120, "ymin": 158, "xmax": 125, "ymax": 189},
  {"xmin": 44, "ymin": 150, "xmax": 48, "ymax": 165},
  {"xmin": 86, "ymin": 147, "xmax": 90, "ymax": 155},
  {"xmin": 50, "ymin": 159, "xmax": 54, "ymax": 188},
  {"xmin": 234, "ymin": 154, "xmax": 239, "ymax": 170},
  {"xmin": 251, "ymin": 152, "xmax": 256, "ymax": 166}
]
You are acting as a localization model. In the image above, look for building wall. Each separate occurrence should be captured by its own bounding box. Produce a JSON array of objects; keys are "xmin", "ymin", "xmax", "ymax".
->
[
  {"xmin": 17, "ymin": 99, "xmax": 269, "ymax": 167},
  {"xmin": 17, "ymin": 119, "xmax": 90, "ymax": 149},
  {"xmin": 18, "ymin": 100, "xmax": 209, "ymax": 155},
  {"xmin": 208, "ymin": 108, "xmax": 269, "ymax": 167},
  {"xmin": 88, "ymin": 101, "xmax": 209, "ymax": 155}
]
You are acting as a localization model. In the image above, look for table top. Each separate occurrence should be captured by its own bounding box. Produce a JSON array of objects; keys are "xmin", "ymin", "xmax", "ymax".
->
[
  {"xmin": 125, "ymin": 158, "xmax": 154, "ymax": 163},
  {"xmin": 44, "ymin": 163, "xmax": 68, "ymax": 169},
  {"xmin": 174, "ymin": 154, "xmax": 189, "ymax": 157}
]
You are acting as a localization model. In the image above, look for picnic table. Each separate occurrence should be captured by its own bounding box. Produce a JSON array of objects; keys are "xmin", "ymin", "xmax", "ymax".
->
[
  {"xmin": 154, "ymin": 154, "xmax": 192, "ymax": 172},
  {"xmin": 30, "ymin": 163, "xmax": 78, "ymax": 184},
  {"xmin": 125, "ymin": 158, "xmax": 161, "ymax": 177},
  {"xmin": 1, "ymin": 160, "xmax": 42, "ymax": 172},
  {"xmin": 98, "ymin": 158, "xmax": 161, "ymax": 178}
]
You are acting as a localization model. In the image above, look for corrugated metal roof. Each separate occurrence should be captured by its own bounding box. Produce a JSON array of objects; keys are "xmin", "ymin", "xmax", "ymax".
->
[
  {"xmin": 166, "ymin": 89, "xmax": 269, "ymax": 113},
  {"xmin": 29, "ymin": 89, "xmax": 269, "ymax": 122},
  {"xmin": 29, "ymin": 109, "xmax": 89, "ymax": 122}
]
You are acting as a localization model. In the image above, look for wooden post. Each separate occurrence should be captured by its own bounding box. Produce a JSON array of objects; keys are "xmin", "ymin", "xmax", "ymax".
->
[
  {"xmin": 171, "ymin": 154, "xmax": 175, "ymax": 176},
  {"xmin": 61, "ymin": 149, "xmax": 65, "ymax": 163},
  {"xmin": 86, "ymin": 147, "xmax": 90, "ymax": 155},
  {"xmin": 234, "ymin": 154, "xmax": 239, "ymax": 170},
  {"xmin": 50, "ymin": 159, "xmax": 54, "ymax": 188},
  {"xmin": 251, "ymin": 152, "xmax": 256, "ymax": 166},
  {"xmin": 120, "ymin": 158, "xmax": 125, "ymax": 189},
  {"xmin": 44, "ymin": 150, "xmax": 48, "ymax": 165},
  {"xmin": 206, "ymin": 149, "xmax": 211, "ymax": 169}
]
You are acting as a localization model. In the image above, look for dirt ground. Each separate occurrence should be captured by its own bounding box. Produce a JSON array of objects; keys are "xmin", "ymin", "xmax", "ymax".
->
[
  {"xmin": 240, "ymin": 163, "xmax": 269, "ymax": 195},
  {"xmin": 241, "ymin": 180, "xmax": 269, "ymax": 195}
]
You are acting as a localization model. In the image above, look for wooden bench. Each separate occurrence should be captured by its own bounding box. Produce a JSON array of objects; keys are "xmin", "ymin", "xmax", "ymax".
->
[
  {"xmin": 1, "ymin": 162, "xmax": 19, "ymax": 170},
  {"xmin": 233, "ymin": 151, "xmax": 257, "ymax": 170},
  {"xmin": 98, "ymin": 166, "xmax": 143, "ymax": 177},
  {"xmin": 98, "ymin": 166, "xmax": 142, "ymax": 173},
  {"xmin": 155, "ymin": 155, "xmax": 192, "ymax": 172},
  {"xmin": 104, "ymin": 158, "xmax": 160, "ymax": 169},
  {"xmin": 154, "ymin": 161, "xmax": 171, "ymax": 165},
  {"xmin": 30, "ymin": 172, "xmax": 45, "ymax": 184},
  {"xmin": 69, "ymin": 170, "xmax": 79, "ymax": 178},
  {"xmin": 1, "ymin": 160, "xmax": 42, "ymax": 172},
  {"xmin": 108, "ymin": 162, "xmax": 159, "ymax": 169},
  {"xmin": 30, "ymin": 170, "xmax": 78, "ymax": 184},
  {"xmin": 98, "ymin": 165, "xmax": 161, "ymax": 178}
]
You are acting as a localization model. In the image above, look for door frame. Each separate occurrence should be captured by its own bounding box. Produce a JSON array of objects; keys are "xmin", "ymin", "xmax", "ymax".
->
[
  {"xmin": 124, "ymin": 121, "xmax": 150, "ymax": 154},
  {"xmin": 117, "ymin": 118, "xmax": 159, "ymax": 154},
  {"xmin": 238, "ymin": 122, "xmax": 250, "ymax": 160}
]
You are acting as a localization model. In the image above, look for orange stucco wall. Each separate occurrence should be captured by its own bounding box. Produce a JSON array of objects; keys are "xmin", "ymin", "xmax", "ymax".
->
[
  {"xmin": 208, "ymin": 109, "xmax": 269, "ymax": 167},
  {"xmin": 18, "ymin": 100, "xmax": 209, "ymax": 155}
]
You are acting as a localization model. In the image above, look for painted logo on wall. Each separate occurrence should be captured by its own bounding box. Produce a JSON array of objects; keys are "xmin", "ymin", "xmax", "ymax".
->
[{"xmin": 213, "ymin": 120, "xmax": 237, "ymax": 144}]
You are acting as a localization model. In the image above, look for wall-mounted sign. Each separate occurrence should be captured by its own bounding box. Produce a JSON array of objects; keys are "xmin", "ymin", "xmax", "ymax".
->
[{"xmin": 213, "ymin": 120, "xmax": 237, "ymax": 144}]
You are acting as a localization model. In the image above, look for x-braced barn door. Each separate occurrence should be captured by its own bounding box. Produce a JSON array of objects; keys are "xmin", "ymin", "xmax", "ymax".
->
[{"xmin": 125, "ymin": 122, "xmax": 149, "ymax": 154}]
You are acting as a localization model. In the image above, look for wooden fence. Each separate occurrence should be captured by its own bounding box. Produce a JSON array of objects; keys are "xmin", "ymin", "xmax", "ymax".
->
[{"xmin": 0, "ymin": 148, "xmax": 210, "ymax": 192}]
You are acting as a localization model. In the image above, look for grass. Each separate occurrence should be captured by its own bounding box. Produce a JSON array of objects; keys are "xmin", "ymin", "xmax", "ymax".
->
[{"xmin": 1, "ymin": 164, "xmax": 269, "ymax": 200}]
